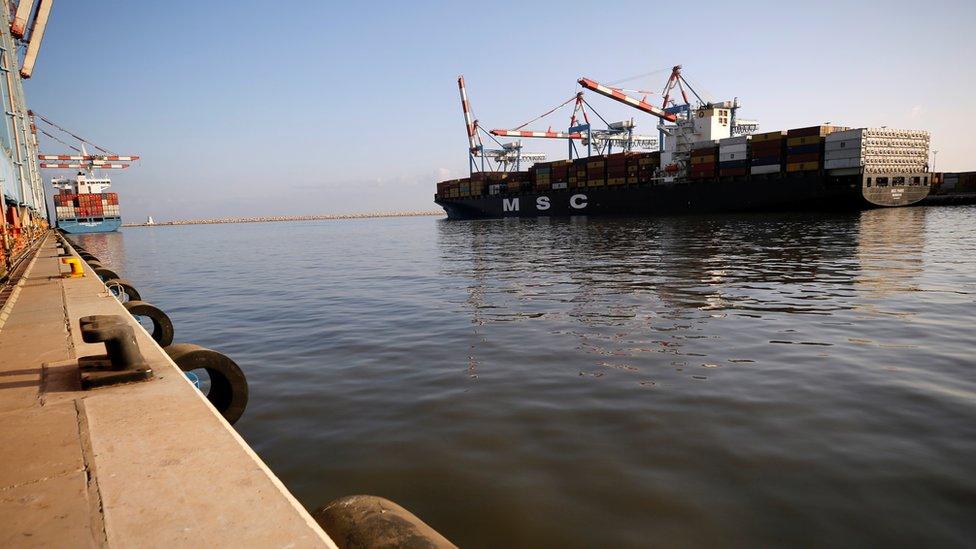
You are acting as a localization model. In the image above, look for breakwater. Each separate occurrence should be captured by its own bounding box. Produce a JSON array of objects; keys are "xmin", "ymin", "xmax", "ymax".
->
[{"xmin": 123, "ymin": 210, "xmax": 445, "ymax": 227}]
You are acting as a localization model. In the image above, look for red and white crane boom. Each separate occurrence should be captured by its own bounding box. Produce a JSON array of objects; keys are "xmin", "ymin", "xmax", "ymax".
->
[
  {"xmin": 457, "ymin": 76, "xmax": 479, "ymax": 154},
  {"xmin": 577, "ymin": 77, "xmax": 678, "ymax": 123},
  {"xmin": 38, "ymin": 155, "xmax": 140, "ymax": 162},
  {"xmin": 39, "ymin": 163, "xmax": 130, "ymax": 169},
  {"xmin": 14, "ymin": 0, "xmax": 53, "ymax": 79},
  {"xmin": 490, "ymin": 129, "xmax": 584, "ymax": 140}
]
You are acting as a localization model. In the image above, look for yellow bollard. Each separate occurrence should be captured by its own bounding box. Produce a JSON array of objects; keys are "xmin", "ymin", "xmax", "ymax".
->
[{"xmin": 60, "ymin": 257, "xmax": 85, "ymax": 278}]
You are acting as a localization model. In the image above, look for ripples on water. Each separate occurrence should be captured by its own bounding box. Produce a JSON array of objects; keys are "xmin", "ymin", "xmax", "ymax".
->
[{"xmin": 75, "ymin": 206, "xmax": 976, "ymax": 548}]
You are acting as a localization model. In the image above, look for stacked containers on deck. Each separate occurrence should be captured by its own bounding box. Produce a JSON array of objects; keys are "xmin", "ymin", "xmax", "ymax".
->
[
  {"xmin": 940, "ymin": 172, "xmax": 976, "ymax": 193},
  {"xmin": 76, "ymin": 193, "xmax": 103, "ymax": 218},
  {"xmin": 550, "ymin": 160, "xmax": 571, "ymax": 189},
  {"xmin": 53, "ymin": 192, "xmax": 76, "ymax": 220},
  {"xmin": 689, "ymin": 141, "xmax": 719, "ymax": 180},
  {"xmin": 101, "ymin": 193, "xmax": 120, "ymax": 218},
  {"xmin": 718, "ymin": 136, "xmax": 750, "ymax": 177},
  {"xmin": 750, "ymin": 131, "xmax": 786, "ymax": 175},
  {"xmin": 570, "ymin": 158, "xmax": 588, "ymax": 188},
  {"xmin": 511, "ymin": 171, "xmax": 533, "ymax": 193},
  {"xmin": 823, "ymin": 128, "xmax": 930, "ymax": 173},
  {"xmin": 474, "ymin": 173, "xmax": 491, "ymax": 196},
  {"xmin": 634, "ymin": 151, "xmax": 660, "ymax": 184},
  {"xmin": 586, "ymin": 156, "xmax": 606, "ymax": 186},
  {"xmin": 470, "ymin": 176, "xmax": 484, "ymax": 197},
  {"xmin": 532, "ymin": 162, "xmax": 552, "ymax": 191},
  {"xmin": 785, "ymin": 125, "xmax": 847, "ymax": 173},
  {"xmin": 438, "ymin": 179, "xmax": 461, "ymax": 198},
  {"xmin": 606, "ymin": 152, "xmax": 630, "ymax": 185},
  {"xmin": 480, "ymin": 172, "xmax": 511, "ymax": 196}
]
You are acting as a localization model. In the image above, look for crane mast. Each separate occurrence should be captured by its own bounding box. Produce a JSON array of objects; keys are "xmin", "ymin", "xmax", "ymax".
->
[{"xmin": 457, "ymin": 75, "xmax": 544, "ymax": 173}]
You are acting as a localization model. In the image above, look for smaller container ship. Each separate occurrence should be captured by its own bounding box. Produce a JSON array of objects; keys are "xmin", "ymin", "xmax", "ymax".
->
[
  {"xmin": 51, "ymin": 171, "xmax": 122, "ymax": 233},
  {"xmin": 34, "ymin": 113, "xmax": 139, "ymax": 234}
]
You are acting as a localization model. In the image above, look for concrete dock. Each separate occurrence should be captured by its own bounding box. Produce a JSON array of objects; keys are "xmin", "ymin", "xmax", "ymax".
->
[{"xmin": 0, "ymin": 233, "xmax": 337, "ymax": 547}]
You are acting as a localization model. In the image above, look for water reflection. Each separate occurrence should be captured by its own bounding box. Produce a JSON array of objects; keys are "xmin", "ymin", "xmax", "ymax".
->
[
  {"xmin": 437, "ymin": 212, "xmax": 872, "ymax": 317},
  {"xmin": 68, "ymin": 230, "xmax": 128, "ymax": 271},
  {"xmin": 855, "ymin": 207, "xmax": 926, "ymax": 296}
]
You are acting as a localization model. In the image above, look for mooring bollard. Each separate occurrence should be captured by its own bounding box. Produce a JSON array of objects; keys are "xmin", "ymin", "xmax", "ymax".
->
[
  {"xmin": 60, "ymin": 257, "xmax": 84, "ymax": 278},
  {"xmin": 78, "ymin": 315, "xmax": 153, "ymax": 388}
]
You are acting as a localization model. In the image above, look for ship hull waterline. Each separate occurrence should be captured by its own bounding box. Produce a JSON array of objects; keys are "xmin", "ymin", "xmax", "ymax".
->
[
  {"xmin": 57, "ymin": 217, "xmax": 122, "ymax": 234},
  {"xmin": 435, "ymin": 173, "xmax": 930, "ymax": 220}
]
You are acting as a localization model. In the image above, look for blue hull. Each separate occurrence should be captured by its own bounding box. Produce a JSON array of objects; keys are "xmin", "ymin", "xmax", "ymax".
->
[{"xmin": 58, "ymin": 217, "xmax": 122, "ymax": 234}]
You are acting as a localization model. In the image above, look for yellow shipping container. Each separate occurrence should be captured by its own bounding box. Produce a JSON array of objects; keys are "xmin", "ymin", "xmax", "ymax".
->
[
  {"xmin": 691, "ymin": 155, "xmax": 716, "ymax": 165},
  {"xmin": 569, "ymin": 176, "xmax": 578, "ymax": 184},
  {"xmin": 607, "ymin": 178, "xmax": 625, "ymax": 185},
  {"xmin": 786, "ymin": 162, "xmax": 820, "ymax": 172},
  {"xmin": 588, "ymin": 179, "xmax": 606, "ymax": 187},
  {"xmin": 751, "ymin": 131, "xmax": 787, "ymax": 143},
  {"xmin": 627, "ymin": 176, "xmax": 639, "ymax": 184}
]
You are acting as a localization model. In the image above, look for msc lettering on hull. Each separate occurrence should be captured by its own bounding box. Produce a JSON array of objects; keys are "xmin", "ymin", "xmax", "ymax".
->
[{"xmin": 501, "ymin": 194, "xmax": 587, "ymax": 213}]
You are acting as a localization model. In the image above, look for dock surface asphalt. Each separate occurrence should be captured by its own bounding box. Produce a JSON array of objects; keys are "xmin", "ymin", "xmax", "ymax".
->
[{"xmin": 0, "ymin": 233, "xmax": 337, "ymax": 547}]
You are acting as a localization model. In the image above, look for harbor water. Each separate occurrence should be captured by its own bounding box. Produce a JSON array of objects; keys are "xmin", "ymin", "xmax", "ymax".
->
[{"xmin": 73, "ymin": 206, "xmax": 976, "ymax": 548}]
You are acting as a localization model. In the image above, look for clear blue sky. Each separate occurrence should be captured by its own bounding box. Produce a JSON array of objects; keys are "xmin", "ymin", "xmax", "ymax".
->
[{"xmin": 26, "ymin": 0, "xmax": 975, "ymax": 221}]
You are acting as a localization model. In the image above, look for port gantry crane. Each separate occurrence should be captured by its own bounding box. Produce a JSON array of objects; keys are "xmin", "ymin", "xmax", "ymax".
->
[
  {"xmin": 578, "ymin": 65, "xmax": 757, "ymax": 179},
  {"xmin": 489, "ymin": 90, "xmax": 659, "ymax": 160},
  {"xmin": 458, "ymin": 75, "xmax": 545, "ymax": 175},
  {"xmin": 32, "ymin": 112, "xmax": 139, "ymax": 176}
]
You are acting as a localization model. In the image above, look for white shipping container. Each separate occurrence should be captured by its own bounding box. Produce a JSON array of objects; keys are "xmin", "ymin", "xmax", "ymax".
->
[
  {"xmin": 719, "ymin": 135, "xmax": 750, "ymax": 146},
  {"xmin": 719, "ymin": 143, "xmax": 749, "ymax": 154},
  {"xmin": 751, "ymin": 164, "xmax": 780, "ymax": 175},
  {"xmin": 719, "ymin": 151, "xmax": 748, "ymax": 162},
  {"xmin": 691, "ymin": 140, "xmax": 720, "ymax": 150},
  {"xmin": 552, "ymin": 182, "xmax": 568, "ymax": 190}
]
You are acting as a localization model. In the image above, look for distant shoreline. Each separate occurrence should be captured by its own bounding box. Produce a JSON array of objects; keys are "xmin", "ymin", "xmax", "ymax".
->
[{"xmin": 122, "ymin": 210, "xmax": 446, "ymax": 227}]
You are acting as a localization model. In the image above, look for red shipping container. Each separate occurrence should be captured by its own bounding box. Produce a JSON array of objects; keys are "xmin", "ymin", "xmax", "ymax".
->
[{"xmin": 751, "ymin": 141, "xmax": 783, "ymax": 154}]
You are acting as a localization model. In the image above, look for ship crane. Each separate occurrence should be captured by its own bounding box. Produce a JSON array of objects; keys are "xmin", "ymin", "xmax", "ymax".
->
[
  {"xmin": 457, "ymin": 75, "xmax": 544, "ymax": 174},
  {"xmin": 490, "ymin": 92, "xmax": 658, "ymax": 159}
]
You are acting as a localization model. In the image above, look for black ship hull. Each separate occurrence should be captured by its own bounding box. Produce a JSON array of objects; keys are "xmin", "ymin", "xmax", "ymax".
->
[{"xmin": 435, "ymin": 172, "xmax": 929, "ymax": 220}]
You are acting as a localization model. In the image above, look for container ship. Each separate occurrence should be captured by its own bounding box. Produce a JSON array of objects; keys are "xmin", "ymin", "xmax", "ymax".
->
[
  {"xmin": 435, "ymin": 67, "xmax": 932, "ymax": 219},
  {"xmin": 51, "ymin": 171, "xmax": 122, "ymax": 233},
  {"xmin": 34, "ymin": 116, "xmax": 140, "ymax": 234}
]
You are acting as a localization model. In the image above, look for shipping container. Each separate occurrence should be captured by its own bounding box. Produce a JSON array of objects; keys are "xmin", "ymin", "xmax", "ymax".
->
[
  {"xmin": 751, "ymin": 164, "xmax": 782, "ymax": 175},
  {"xmin": 787, "ymin": 161, "xmax": 820, "ymax": 173},
  {"xmin": 786, "ymin": 125, "xmax": 848, "ymax": 138},
  {"xmin": 720, "ymin": 167, "xmax": 749, "ymax": 177},
  {"xmin": 750, "ymin": 131, "xmax": 786, "ymax": 143}
]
